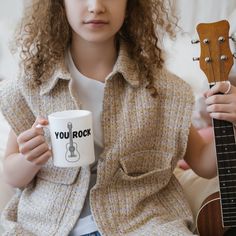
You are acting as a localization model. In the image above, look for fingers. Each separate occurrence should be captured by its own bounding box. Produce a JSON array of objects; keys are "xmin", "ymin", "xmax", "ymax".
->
[
  {"xmin": 31, "ymin": 150, "xmax": 52, "ymax": 166},
  {"xmin": 25, "ymin": 143, "xmax": 51, "ymax": 162},
  {"xmin": 17, "ymin": 116, "xmax": 51, "ymax": 166},
  {"xmin": 204, "ymin": 82, "xmax": 236, "ymax": 122},
  {"xmin": 206, "ymin": 103, "xmax": 234, "ymax": 120},
  {"xmin": 204, "ymin": 81, "xmax": 235, "ymax": 97},
  {"xmin": 206, "ymin": 111, "xmax": 236, "ymax": 122},
  {"xmin": 32, "ymin": 116, "xmax": 49, "ymax": 128},
  {"xmin": 19, "ymin": 135, "xmax": 46, "ymax": 154},
  {"xmin": 17, "ymin": 117, "xmax": 48, "ymax": 144}
]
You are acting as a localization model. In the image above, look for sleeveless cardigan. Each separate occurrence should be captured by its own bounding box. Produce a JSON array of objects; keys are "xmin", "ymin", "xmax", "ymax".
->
[{"xmin": 0, "ymin": 43, "xmax": 196, "ymax": 235}]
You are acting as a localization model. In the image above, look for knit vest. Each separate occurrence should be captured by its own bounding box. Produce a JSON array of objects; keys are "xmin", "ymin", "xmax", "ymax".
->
[{"xmin": 0, "ymin": 43, "xmax": 195, "ymax": 236}]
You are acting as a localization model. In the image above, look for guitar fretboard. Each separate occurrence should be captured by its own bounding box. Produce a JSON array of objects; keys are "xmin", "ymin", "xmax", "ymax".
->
[{"xmin": 213, "ymin": 118, "xmax": 236, "ymax": 227}]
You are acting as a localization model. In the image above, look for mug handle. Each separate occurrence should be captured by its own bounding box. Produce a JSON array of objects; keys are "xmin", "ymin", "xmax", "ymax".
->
[{"xmin": 35, "ymin": 124, "xmax": 51, "ymax": 149}]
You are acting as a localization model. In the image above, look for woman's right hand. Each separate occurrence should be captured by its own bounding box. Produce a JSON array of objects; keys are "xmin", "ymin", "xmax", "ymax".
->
[{"xmin": 17, "ymin": 117, "xmax": 52, "ymax": 166}]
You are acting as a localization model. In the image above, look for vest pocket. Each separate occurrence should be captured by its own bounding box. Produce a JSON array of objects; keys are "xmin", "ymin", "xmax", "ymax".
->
[
  {"xmin": 119, "ymin": 150, "xmax": 172, "ymax": 178},
  {"xmin": 113, "ymin": 150, "xmax": 173, "ymax": 195}
]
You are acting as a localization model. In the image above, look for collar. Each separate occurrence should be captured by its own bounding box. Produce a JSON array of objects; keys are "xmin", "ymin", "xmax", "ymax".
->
[
  {"xmin": 40, "ymin": 41, "xmax": 140, "ymax": 96},
  {"xmin": 112, "ymin": 42, "xmax": 140, "ymax": 87}
]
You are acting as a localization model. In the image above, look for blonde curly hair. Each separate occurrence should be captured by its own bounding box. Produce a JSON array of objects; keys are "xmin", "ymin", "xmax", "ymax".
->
[{"xmin": 16, "ymin": 0, "xmax": 177, "ymax": 96}]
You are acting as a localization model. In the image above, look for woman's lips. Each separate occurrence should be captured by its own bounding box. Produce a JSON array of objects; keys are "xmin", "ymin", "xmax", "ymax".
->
[{"xmin": 84, "ymin": 20, "xmax": 108, "ymax": 28}]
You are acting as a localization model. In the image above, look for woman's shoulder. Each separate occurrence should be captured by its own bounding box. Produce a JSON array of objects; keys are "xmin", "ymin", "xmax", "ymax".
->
[
  {"xmin": 153, "ymin": 68, "xmax": 194, "ymax": 98},
  {"xmin": 160, "ymin": 68, "xmax": 192, "ymax": 90},
  {"xmin": 0, "ymin": 77, "xmax": 21, "ymax": 99},
  {"xmin": 0, "ymin": 77, "xmax": 35, "ymax": 135}
]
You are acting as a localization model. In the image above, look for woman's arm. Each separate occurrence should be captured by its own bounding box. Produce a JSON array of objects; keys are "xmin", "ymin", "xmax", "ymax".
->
[
  {"xmin": 184, "ymin": 82, "xmax": 236, "ymax": 179},
  {"xmin": 2, "ymin": 118, "xmax": 52, "ymax": 188},
  {"xmin": 184, "ymin": 125, "xmax": 217, "ymax": 179}
]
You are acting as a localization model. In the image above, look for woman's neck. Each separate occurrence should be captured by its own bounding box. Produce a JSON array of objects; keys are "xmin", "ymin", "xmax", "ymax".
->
[{"xmin": 70, "ymin": 36, "xmax": 118, "ymax": 83}]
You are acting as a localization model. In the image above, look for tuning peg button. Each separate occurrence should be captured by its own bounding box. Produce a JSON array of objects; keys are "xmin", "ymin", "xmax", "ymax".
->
[{"xmin": 193, "ymin": 57, "xmax": 200, "ymax": 61}]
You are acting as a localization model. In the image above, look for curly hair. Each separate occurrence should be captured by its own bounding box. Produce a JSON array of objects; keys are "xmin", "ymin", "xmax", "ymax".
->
[{"xmin": 15, "ymin": 0, "xmax": 177, "ymax": 95}]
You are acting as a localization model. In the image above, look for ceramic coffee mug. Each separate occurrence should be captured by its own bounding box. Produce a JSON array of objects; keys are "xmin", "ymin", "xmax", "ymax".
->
[{"xmin": 37, "ymin": 110, "xmax": 95, "ymax": 168}]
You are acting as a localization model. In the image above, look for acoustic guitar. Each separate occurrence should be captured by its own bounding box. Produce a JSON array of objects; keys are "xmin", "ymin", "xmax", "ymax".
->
[
  {"xmin": 65, "ymin": 122, "xmax": 80, "ymax": 162},
  {"xmin": 193, "ymin": 20, "xmax": 236, "ymax": 236}
]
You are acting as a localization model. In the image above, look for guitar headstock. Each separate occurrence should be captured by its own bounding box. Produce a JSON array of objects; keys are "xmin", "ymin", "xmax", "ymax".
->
[
  {"xmin": 195, "ymin": 20, "xmax": 234, "ymax": 83},
  {"xmin": 67, "ymin": 122, "xmax": 72, "ymax": 130}
]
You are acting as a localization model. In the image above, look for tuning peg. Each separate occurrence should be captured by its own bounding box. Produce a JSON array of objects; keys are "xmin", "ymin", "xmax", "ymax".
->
[
  {"xmin": 203, "ymin": 39, "xmax": 210, "ymax": 44},
  {"xmin": 191, "ymin": 39, "xmax": 200, "ymax": 44},
  {"xmin": 193, "ymin": 57, "xmax": 200, "ymax": 61},
  {"xmin": 233, "ymin": 53, "xmax": 236, "ymax": 59},
  {"xmin": 230, "ymin": 32, "xmax": 236, "ymax": 42},
  {"xmin": 205, "ymin": 57, "xmax": 211, "ymax": 63},
  {"xmin": 220, "ymin": 55, "xmax": 228, "ymax": 61},
  {"xmin": 218, "ymin": 36, "xmax": 225, "ymax": 42}
]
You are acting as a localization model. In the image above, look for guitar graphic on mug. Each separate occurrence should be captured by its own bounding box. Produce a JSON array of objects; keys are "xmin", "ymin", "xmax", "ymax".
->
[{"xmin": 65, "ymin": 122, "xmax": 80, "ymax": 162}]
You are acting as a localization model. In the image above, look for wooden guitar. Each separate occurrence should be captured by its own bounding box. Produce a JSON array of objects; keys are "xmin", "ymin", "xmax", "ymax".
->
[{"xmin": 194, "ymin": 20, "xmax": 236, "ymax": 236}]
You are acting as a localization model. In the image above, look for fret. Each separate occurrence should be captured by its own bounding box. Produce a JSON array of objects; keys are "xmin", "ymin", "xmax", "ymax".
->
[
  {"xmin": 215, "ymin": 136, "xmax": 236, "ymax": 145},
  {"xmin": 217, "ymin": 157, "xmax": 236, "ymax": 162},
  {"xmin": 221, "ymin": 198, "xmax": 236, "ymax": 204},
  {"xmin": 219, "ymin": 179, "xmax": 236, "ymax": 184},
  {"xmin": 223, "ymin": 215, "xmax": 236, "ymax": 219},
  {"xmin": 221, "ymin": 185, "xmax": 236, "ymax": 189},
  {"xmin": 224, "ymin": 220, "xmax": 236, "ymax": 226},
  {"xmin": 220, "ymin": 181, "xmax": 236, "ymax": 189},
  {"xmin": 224, "ymin": 207, "xmax": 236, "ymax": 215},
  {"xmin": 221, "ymin": 190, "xmax": 236, "ymax": 198},
  {"xmin": 216, "ymin": 143, "xmax": 236, "ymax": 153},
  {"xmin": 213, "ymin": 119, "xmax": 233, "ymax": 127},
  {"xmin": 221, "ymin": 192, "xmax": 236, "ymax": 196},
  {"xmin": 217, "ymin": 143, "xmax": 236, "ymax": 146},
  {"xmin": 219, "ymin": 174, "xmax": 236, "ymax": 178},
  {"xmin": 222, "ymin": 207, "xmax": 236, "ymax": 214},
  {"xmin": 216, "ymin": 135, "xmax": 235, "ymax": 139},
  {"xmin": 218, "ymin": 168, "xmax": 236, "ymax": 175},
  {"xmin": 215, "ymin": 125, "xmax": 234, "ymax": 129},
  {"xmin": 214, "ymin": 126, "xmax": 234, "ymax": 135},
  {"xmin": 223, "ymin": 219, "xmax": 236, "ymax": 222},
  {"xmin": 219, "ymin": 173, "xmax": 236, "ymax": 179},
  {"xmin": 217, "ymin": 151, "xmax": 236, "ymax": 155},
  {"xmin": 217, "ymin": 159, "xmax": 236, "ymax": 166},
  {"xmin": 219, "ymin": 166, "xmax": 236, "ymax": 170},
  {"xmin": 224, "ymin": 221, "xmax": 236, "ymax": 227},
  {"xmin": 221, "ymin": 203, "xmax": 236, "ymax": 207}
]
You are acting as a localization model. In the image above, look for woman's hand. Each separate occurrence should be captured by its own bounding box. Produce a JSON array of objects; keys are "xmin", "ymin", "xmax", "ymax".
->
[
  {"xmin": 17, "ymin": 117, "xmax": 52, "ymax": 166},
  {"xmin": 204, "ymin": 81, "xmax": 236, "ymax": 123}
]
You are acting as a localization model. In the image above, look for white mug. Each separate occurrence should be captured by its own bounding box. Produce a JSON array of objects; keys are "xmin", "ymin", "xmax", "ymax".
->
[{"xmin": 38, "ymin": 110, "xmax": 95, "ymax": 168}]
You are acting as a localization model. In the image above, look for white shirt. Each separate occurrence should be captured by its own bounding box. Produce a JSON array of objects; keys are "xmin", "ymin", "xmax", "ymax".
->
[{"xmin": 67, "ymin": 51, "xmax": 105, "ymax": 235}]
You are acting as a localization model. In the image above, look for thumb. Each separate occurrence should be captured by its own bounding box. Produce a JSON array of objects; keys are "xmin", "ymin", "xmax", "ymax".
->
[{"xmin": 32, "ymin": 116, "xmax": 49, "ymax": 128}]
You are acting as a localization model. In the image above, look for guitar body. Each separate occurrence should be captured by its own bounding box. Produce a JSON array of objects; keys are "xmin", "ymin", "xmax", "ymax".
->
[
  {"xmin": 65, "ymin": 141, "xmax": 80, "ymax": 162},
  {"xmin": 197, "ymin": 192, "xmax": 236, "ymax": 236}
]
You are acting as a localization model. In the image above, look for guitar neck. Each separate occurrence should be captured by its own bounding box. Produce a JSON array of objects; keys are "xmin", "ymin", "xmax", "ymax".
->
[
  {"xmin": 69, "ymin": 127, "xmax": 73, "ymax": 145},
  {"xmin": 213, "ymin": 117, "xmax": 236, "ymax": 227}
]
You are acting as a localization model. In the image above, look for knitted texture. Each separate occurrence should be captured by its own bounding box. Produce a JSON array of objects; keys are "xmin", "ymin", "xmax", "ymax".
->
[{"xmin": 0, "ymin": 43, "xmax": 195, "ymax": 235}]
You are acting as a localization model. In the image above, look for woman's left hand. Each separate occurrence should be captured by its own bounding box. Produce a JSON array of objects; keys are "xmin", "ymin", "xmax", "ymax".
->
[{"xmin": 204, "ymin": 81, "xmax": 236, "ymax": 123}]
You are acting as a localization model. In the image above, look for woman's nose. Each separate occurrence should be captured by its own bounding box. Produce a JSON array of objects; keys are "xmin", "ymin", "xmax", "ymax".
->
[{"xmin": 88, "ymin": 0, "xmax": 106, "ymax": 14}]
